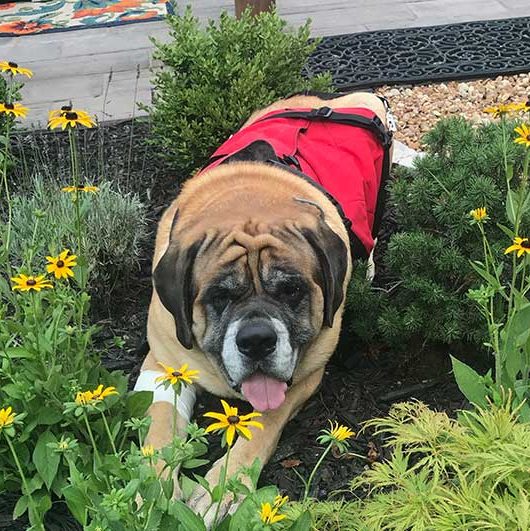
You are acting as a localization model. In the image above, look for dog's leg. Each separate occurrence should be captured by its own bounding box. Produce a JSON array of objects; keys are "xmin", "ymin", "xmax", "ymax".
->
[{"xmin": 188, "ymin": 368, "xmax": 325, "ymax": 527}]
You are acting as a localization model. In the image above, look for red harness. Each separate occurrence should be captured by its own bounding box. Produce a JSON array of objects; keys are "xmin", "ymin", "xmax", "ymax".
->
[{"xmin": 201, "ymin": 106, "xmax": 392, "ymax": 259}]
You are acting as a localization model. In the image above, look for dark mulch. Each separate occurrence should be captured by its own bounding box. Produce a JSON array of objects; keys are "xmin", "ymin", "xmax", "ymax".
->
[{"xmin": 1, "ymin": 119, "xmax": 470, "ymax": 529}]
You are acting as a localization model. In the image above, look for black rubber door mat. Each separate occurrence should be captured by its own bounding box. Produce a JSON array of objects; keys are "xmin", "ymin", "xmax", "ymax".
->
[{"xmin": 306, "ymin": 16, "xmax": 530, "ymax": 89}]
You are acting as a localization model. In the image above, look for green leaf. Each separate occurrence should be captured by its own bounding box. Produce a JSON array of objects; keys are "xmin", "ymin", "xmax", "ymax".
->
[
  {"xmin": 126, "ymin": 390, "xmax": 153, "ymax": 417},
  {"xmin": 63, "ymin": 485, "xmax": 88, "ymax": 525},
  {"xmin": 450, "ymin": 356, "xmax": 488, "ymax": 408},
  {"xmin": 33, "ymin": 431, "xmax": 60, "ymax": 490},
  {"xmin": 182, "ymin": 458, "xmax": 210, "ymax": 469},
  {"xmin": 496, "ymin": 223, "xmax": 515, "ymax": 240},
  {"xmin": 168, "ymin": 500, "xmax": 207, "ymax": 531},
  {"xmin": 13, "ymin": 495, "xmax": 28, "ymax": 519},
  {"xmin": 36, "ymin": 408, "xmax": 62, "ymax": 425},
  {"xmin": 289, "ymin": 510, "xmax": 312, "ymax": 530},
  {"xmin": 506, "ymin": 189, "xmax": 518, "ymax": 225}
]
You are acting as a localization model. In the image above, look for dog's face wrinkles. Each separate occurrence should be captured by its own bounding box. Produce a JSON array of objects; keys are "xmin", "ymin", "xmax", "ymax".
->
[{"xmin": 193, "ymin": 229, "xmax": 320, "ymax": 390}]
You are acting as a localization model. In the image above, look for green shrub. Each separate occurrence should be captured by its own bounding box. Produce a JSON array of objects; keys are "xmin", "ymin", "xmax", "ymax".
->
[
  {"xmin": 376, "ymin": 117, "xmax": 529, "ymax": 348},
  {"xmin": 296, "ymin": 400, "xmax": 530, "ymax": 530},
  {"xmin": 146, "ymin": 7, "xmax": 331, "ymax": 177},
  {"xmin": 8, "ymin": 176, "xmax": 147, "ymax": 298}
]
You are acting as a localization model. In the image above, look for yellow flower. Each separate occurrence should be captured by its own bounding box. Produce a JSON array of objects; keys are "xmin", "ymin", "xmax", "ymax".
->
[
  {"xmin": 512, "ymin": 100, "xmax": 530, "ymax": 113},
  {"xmin": 0, "ymin": 102, "xmax": 28, "ymax": 118},
  {"xmin": 514, "ymin": 123, "xmax": 530, "ymax": 148},
  {"xmin": 11, "ymin": 274, "xmax": 53, "ymax": 292},
  {"xmin": 46, "ymin": 249, "xmax": 77, "ymax": 279},
  {"xmin": 61, "ymin": 185, "xmax": 99, "ymax": 194},
  {"xmin": 470, "ymin": 207, "xmax": 488, "ymax": 223},
  {"xmin": 0, "ymin": 406, "xmax": 16, "ymax": 430},
  {"xmin": 141, "ymin": 444, "xmax": 155, "ymax": 457},
  {"xmin": 0, "ymin": 61, "xmax": 33, "ymax": 78},
  {"xmin": 155, "ymin": 362, "xmax": 199, "ymax": 386},
  {"xmin": 58, "ymin": 440, "xmax": 69, "ymax": 451},
  {"xmin": 204, "ymin": 400, "xmax": 263, "ymax": 447},
  {"xmin": 504, "ymin": 237, "xmax": 530, "ymax": 258},
  {"xmin": 48, "ymin": 109, "xmax": 95, "ymax": 130},
  {"xmin": 74, "ymin": 385, "xmax": 118, "ymax": 406},
  {"xmin": 48, "ymin": 105, "xmax": 92, "ymax": 122},
  {"xmin": 483, "ymin": 104, "xmax": 514, "ymax": 118},
  {"xmin": 259, "ymin": 502, "xmax": 287, "ymax": 525},
  {"xmin": 328, "ymin": 421, "xmax": 355, "ymax": 443},
  {"xmin": 273, "ymin": 495, "xmax": 289, "ymax": 508}
]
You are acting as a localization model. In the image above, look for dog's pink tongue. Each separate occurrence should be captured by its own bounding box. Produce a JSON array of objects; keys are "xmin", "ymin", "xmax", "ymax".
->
[{"xmin": 241, "ymin": 373, "xmax": 287, "ymax": 411}]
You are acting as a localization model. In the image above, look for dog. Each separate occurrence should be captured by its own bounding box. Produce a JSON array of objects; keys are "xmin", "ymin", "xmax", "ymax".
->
[{"xmin": 134, "ymin": 90, "xmax": 393, "ymax": 521}]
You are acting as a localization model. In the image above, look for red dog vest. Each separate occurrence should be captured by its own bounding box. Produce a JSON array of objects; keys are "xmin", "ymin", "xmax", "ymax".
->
[{"xmin": 201, "ymin": 106, "xmax": 392, "ymax": 259}]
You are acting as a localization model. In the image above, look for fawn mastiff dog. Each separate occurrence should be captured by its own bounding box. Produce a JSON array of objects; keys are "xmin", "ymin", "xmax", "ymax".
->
[{"xmin": 135, "ymin": 90, "xmax": 394, "ymax": 521}]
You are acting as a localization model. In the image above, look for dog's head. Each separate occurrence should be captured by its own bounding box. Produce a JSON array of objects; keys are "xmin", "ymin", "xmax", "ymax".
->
[{"xmin": 153, "ymin": 193, "xmax": 349, "ymax": 411}]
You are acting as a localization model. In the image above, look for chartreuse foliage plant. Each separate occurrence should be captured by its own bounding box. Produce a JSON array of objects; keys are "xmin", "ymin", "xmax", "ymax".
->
[
  {"xmin": 146, "ymin": 6, "xmax": 332, "ymax": 177},
  {"xmin": 450, "ymin": 104, "xmax": 530, "ymax": 420},
  {"xmin": 290, "ymin": 400, "xmax": 530, "ymax": 531},
  {"xmin": 371, "ymin": 104, "xmax": 530, "ymax": 349}
]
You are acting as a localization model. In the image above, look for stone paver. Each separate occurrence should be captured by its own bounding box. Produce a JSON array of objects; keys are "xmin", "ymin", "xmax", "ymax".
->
[{"xmin": 2, "ymin": 0, "xmax": 529, "ymax": 126}]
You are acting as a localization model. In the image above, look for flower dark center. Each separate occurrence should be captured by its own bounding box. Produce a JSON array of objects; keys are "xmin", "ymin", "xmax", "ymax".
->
[
  {"xmin": 4, "ymin": 103, "xmax": 14, "ymax": 110},
  {"xmin": 227, "ymin": 415, "xmax": 240, "ymax": 424},
  {"xmin": 56, "ymin": 260, "xmax": 64, "ymax": 267},
  {"xmin": 26, "ymin": 279, "xmax": 36, "ymax": 286},
  {"xmin": 526, "ymin": 134, "xmax": 530, "ymax": 141},
  {"xmin": 78, "ymin": 185, "xmax": 85, "ymax": 190},
  {"xmin": 171, "ymin": 371, "xmax": 182, "ymax": 377},
  {"xmin": 65, "ymin": 112, "xmax": 78, "ymax": 120},
  {"xmin": 521, "ymin": 240, "xmax": 530, "ymax": 249},
  {"xmin": 61, "ymin": 105, "xmax": 72, "ymax": 112},
  {"xmin": 8, "ymin": 62, "xmax": 17, "ymax": 68}
]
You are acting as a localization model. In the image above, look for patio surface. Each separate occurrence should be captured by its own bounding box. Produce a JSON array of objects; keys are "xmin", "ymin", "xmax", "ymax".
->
[{"xmin": 2, "ymin": 0, "xmax": 530, "ymax": 126}]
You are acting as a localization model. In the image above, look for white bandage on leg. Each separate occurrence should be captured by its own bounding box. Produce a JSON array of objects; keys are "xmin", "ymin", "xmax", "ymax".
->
[{"xmin": 133, "ymin": 370, "xmax": 197, "ymax": 424}]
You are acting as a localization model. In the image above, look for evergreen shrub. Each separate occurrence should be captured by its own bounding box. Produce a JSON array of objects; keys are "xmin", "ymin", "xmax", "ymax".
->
[{"xmin": 146, "ymin": 7, "xmax": 331, "ymax": 177}]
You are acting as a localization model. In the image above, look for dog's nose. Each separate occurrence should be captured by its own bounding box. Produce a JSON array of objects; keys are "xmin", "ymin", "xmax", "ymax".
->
[{"xmin": 236, "ymin": 322, "xmax": 277, "ymax": 359}]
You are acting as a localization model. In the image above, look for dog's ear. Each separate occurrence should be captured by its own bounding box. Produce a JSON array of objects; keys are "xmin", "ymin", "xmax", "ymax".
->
[
  {"xmin": 302, "ymin": 223, "xmax": 349, "ymax": 328},
  {"xmin": 153, "ymin": 219, "xmax": 204, "ymax": 349}
]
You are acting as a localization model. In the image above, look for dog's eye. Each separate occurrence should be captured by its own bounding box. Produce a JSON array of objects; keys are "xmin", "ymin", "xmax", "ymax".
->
[
  {"xmin": 209, "ymin": 288, "xmax": 240, "ymax": 313},
  {"xmin": 276, "ymin": 282, "xmax": 305, "ymax": 303}
]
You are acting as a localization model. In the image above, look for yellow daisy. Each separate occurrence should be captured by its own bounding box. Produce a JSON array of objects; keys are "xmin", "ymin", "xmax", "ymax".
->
[
  {"xmin": 0, "ymin": 406, "xmax": 16, "ymax": 430},
  {"xmin": 469, "ymin": 207, "xmax": 488, "ymax": 223},
  {"xmin": 204, "ymin": 400, "xmax": 263, "ymax": 447},
  {"xmin": 155, "ymin": 362, "xmax": 200, "ymax": 386},
  {"xmin": 46, "ymin": 249, "xmax": 77, "ymax": 279},
  {"xmin": 0, "ymin": 61, "xmax": 33, "ymax": 78},
  {"xmin": 514, "ymin": 123, "xmax": 530, "ymax": 148},
  {"xmin": 48, "ymin": 109, "xmax": 95, "ymax": 130},
  {"xmin": 61, "ymin": 185, "xmax": 99, "ymax": 194},
  {"xmin": 483, "ymin": 104, "xmax": 513, "ymax": 118},
  {"xmin": 11, "ymin": 274, "xmax": 53, "ymax": 292},
  {"xmin": 74, "ymin": 384, "xmax": 118, "ymax": 406},
  {"xmin": 48, "ymin": 105, "xmax": 92, "ymax": 121},
  {"xmin": 75, "ymin": 390, "xmax": 93, "ymax": 406},
  {"xmin": 328, "ymin": 421, "xmax": 355, "ymax": 443},
  {"xmin": 141, "ymin": 444, "xmax": 155, "ymax": 457},
  {"xmin": 504, "ymin": 237, "xmax": 530, "ymax": 258},
  {"xmin": 259, "ymin": 502, "xmax": 287, "ymax": 525},
  {"xmin": 0, "ymin": 102, "xmax": 28, "ymax": 119}
]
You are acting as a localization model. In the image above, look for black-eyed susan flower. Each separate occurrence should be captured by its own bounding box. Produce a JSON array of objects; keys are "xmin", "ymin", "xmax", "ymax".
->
[
  {"xmin": 259, "ymin": 502, "xmax": 286, "ymax": 525},
  {"xmin": 505, "ymin": 237, "xmax": 530, "ymax": 258},
  {"xmin": 273, "ymin": 495, "xmax": 288, "ymax": 508},
  {"xmin": 469, "ymin": 207, "xmax": 488, "ymax": 224},
  {"xmin": 74, "ymin": 385, "xmax": 118, "ymax": 406},
  {"xmin": 46, "ymin": 249, "xmax": 77, "ymax": 279},
  {"xmin": 141, "ymin": 444, "xmax": 155, "ymax": 458},
  {"xmin": 0, "ymin": 102, "xmax": 28, "ymax": 119},
  {"xmin": 48, "ymin": 109, "xmax": 95, "ymax": 130},
  {"xmin": 61, "ymin": 185, "xmax": 99, "ymax": 194},
  {"xmin": 155, "ymin": 362, "xmax": 199, "ymax": 387},
  {"xmin": 0, "ymin": 406, "xmax": 15, "ymax": 431},
  {"xmin": 317, "ymin": 420, "xmax": 355, "ymax": 452},
  {"xmin": 48, "ymin": 105, "xmax": 92, "ymax": 122},
  {"xmin": 11, "ymin": 274, "xmax": 53, "ymax": 292},
  {"xmin": 514, "ymin": 123, "xmax": 530, "ymax": 148},
  {"xmin": 204, "ymin": 400, "xmax": 263, "ymax": 447},
  {"xmin": 483, "ymin": 104, "xmax": 514, "ymax": 118},
  {"xmin": 0, "ymin": 61, "xmax": 33, "ymax": 78}
]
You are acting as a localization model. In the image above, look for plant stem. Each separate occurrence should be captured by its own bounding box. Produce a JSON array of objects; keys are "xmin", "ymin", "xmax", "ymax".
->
[
  {"xmin": 212, "ymin": 444, "xmax": 231, "ymax": 527},
  {"xmin": 82, "ymin": 411, "xmax": 101, "ymax": 465},
  {"xmin": 303, "ymin": 443, "xmax": 332, "ymax": 502},
  {"xmin": 5, "ymin": 435, "xmax": 44, "ymax": 530},
  {"xmin": 100, "ymin": 410, "xmax": 118, "ymax": 455}
]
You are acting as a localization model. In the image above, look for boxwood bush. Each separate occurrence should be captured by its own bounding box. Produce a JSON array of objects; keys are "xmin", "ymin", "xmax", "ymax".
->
[{"xmin": 146, "ymin": 7, "xmax": 331, "ymax": 177}]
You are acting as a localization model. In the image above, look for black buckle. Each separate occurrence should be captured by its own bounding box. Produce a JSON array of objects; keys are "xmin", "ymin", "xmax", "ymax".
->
[
  {"xmin": 281, "ymin": 154, "xmax": 302, "ymax": 171},
  {"xmin": 371, "ymin": 115, "xmax": 393, "ymax": 148},
  {"xmin": 310, "ymin": 106, "xmax": 333, "ymax": 118}
]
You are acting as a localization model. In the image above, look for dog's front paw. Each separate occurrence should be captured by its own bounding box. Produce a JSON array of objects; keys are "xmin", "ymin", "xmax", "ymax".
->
[{"xmin": 187, "ymin": 484, "xmax": 239, "ymax": 529}]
